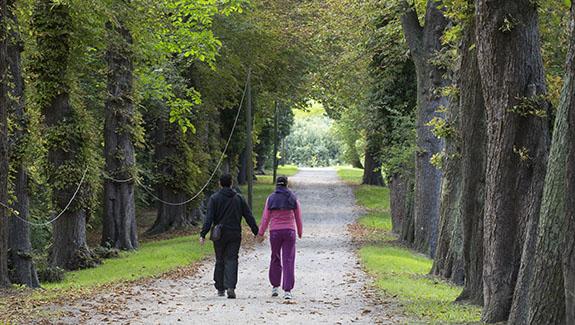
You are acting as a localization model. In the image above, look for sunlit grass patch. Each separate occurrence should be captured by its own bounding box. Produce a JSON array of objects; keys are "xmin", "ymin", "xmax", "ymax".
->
[
  {"xmin": 336, "ymin": 166, "xmax": 364, "ymax": 184},
  {"xmin": 44, "ymin": 235, "xmax": 208, "ymax": 289},
  {"xmin": 358, "ymin": 211, "xmax": 392, "ymax": 232},
  {"xmin": 355, "ymin": 185, "xmax": 390, "ymax": 211},
  {"xmin": 340, "ymin": 168, "xmax": 482, "ymax": 324},
  {"xmin": 360, "ymin": 246, "xmax": 481, "ymax": 323}
]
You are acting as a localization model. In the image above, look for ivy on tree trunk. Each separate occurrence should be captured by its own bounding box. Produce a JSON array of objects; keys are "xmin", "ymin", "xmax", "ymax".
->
[
  {"xmin": 0, "ymin": 0, "xmax": 11, "ymax": 288},
  {"xmin": 7, "ymin": 0, "xmax": 39, "ymax": 287},
  {"xmin": 32, "ymin": 0, "xmax": 96, "ymax": 271},
  {"xmin": 101, "ymin": 18, "xmax": 138, "ymax": 251}
]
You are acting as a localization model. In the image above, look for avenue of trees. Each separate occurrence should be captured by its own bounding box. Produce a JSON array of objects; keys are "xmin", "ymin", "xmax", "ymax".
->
[
  {"xmin": 0, "ymin": 0, "xmax": 312, "ymax": 287},
  {"xmin": 1, "ymin": 0, "xmax": 574, "ymax": 323},
  {"xmin": 313, "ymin": 0, "xmax": 574, "ymax": 323}
]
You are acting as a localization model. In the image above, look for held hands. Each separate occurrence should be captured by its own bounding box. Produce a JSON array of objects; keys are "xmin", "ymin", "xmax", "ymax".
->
[{"xmin": 255, "ymin": 235, "xmax": 266, "ymax": 244}]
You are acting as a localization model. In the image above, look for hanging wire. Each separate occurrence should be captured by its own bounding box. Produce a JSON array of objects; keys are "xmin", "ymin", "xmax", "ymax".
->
[
  {"xmin": 134, "ymin": 69, "xmax": 251, "ymax": 206},
  {"xmin": 0, "ymin": 70, "xmax": 252, "ymax": 224},
  {"xmin": 8, "ymin": 167, "xmax": 89, "ymax": 227}
]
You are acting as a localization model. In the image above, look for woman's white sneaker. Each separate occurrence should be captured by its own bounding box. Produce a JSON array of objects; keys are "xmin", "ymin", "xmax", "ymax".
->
[
  {"xmin": 284, "ymin": 291, "xmax": 293, "ymax": 300},
  {"xmin": 272, "ymin": 287, "xmax": 279, "ymax": 297}
]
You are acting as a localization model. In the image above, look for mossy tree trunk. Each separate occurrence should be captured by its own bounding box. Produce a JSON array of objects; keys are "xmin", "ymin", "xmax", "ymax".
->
[
  {"xmin": 33, "ymin": 0, "xmax": 96, "ymax": 270},
  {"xmin": 0, "ymin": 0, "xmax": 10, "ymax": 288},
  {"xmin": 101, "ymin": 18, "xmax": 138, "ymax": 250},
  {"xmin": 145, "ymin": 108, "xmax": 195, "ymax": 236},
  {"xmin": 7, "ymin": 0, "xmax": 39, "ymax": 287},
  {"xmin": 476, "ymin": 0, "xmax": 550, "ymax": 322}
]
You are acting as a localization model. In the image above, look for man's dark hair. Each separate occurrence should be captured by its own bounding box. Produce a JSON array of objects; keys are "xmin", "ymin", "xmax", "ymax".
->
[
  {"xmin": 276, "ymin": 176, "xmax": 288, "ymax": 187},
  {"xmin": 219, "ymin": 174, "xmax": 233, "ymax": 187}
]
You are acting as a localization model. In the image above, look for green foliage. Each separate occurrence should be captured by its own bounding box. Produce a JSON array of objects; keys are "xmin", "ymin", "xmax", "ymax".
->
[
  {"xmin": 509, "ymin": 94, "xmax": 549, "ymax": 118},
  {"xmin": 427, "ymin": 116, "xmax": 456, "ymax": 139}
]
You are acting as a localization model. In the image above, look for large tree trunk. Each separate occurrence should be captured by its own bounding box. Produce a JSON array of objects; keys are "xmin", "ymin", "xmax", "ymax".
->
[
  {"xmin": 101, "ymin": 20, "xmax": 138, "ymax": 250},
  {"xmin": 456, "ymin": 13, "xmax": 486, "ymax": 305},
  {"xmin": 389, "ymin": 173, "xmax": 407, "ymax": 234},
  {"xmin": 33, "ymin": 0, "xmax": 96, "ymax": 270},
  {"xmin": 431, "ymin": 151, "xmax": 464, "ymax": 284},
  {"xmin": 400, "ymin": 0, "xmax": 448, "ymax": 257},
  {"xmin": 237, "ymin": 148, "xmax": 248, "ymax": 185},
  {"xmin": 145, "ymin": 110, "xmax": 194, "ymax": 236},
  {"xmin": 362, "ymin": 143, "xmax": 384, "ymax": 186},
  {"xmin": 565, "ymin": 7, "xmax": 575, "ymax": 318},
  {"xmin": 476, "ymin": 0, "xmax": 550, "ymax": 322},
  {"xmin": 518, "ymin": 5, "xmax": 575, "ymax": 325},
  {"xmin": 0, "ymin": 0, "xmax": 10, "ymax": 288},
  {"xmin": 7, "ymin": 4, "xmax": 39, "ymax": 287},
  {"xmin": 430, "ymin": 84, "xmax": 463, "ymax": 285},
  {"xmin": 400, "ymin": 176, "xmax": 415, "ymax": 245}
]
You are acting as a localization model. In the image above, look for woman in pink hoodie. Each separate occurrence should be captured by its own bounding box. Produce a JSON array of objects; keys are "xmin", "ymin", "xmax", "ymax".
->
[{"xmin": 257, "ymin": 176, "xmax": 302, "ymax": 300}]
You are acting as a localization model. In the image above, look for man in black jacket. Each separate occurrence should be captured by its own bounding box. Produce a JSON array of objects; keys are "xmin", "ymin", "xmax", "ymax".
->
[{"xmin": 200, "ymin": 174, "xmax": 259, "ymax": 299}]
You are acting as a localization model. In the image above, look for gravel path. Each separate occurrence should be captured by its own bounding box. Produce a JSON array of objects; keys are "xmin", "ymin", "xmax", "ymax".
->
[{"xmin": 60, "ymin": 168, "xmax": 402, "ymax": 324}]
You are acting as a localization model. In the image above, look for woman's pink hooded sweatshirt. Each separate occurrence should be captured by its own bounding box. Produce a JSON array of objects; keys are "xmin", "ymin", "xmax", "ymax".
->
[{"xmin": 258, "ymin": 197, "xmax": 303, "ymax": 238}]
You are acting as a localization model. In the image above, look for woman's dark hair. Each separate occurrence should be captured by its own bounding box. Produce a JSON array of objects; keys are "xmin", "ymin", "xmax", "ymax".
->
[
  {"xmin": 276, "ymin": 176, "xmax": 288, "ymax": 187},
  {"xmin": 220, "ymin": 174, "xmax": 233, "ymax": 187}
]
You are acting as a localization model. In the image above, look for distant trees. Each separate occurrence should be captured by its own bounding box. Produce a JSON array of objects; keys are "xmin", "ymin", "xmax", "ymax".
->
[{"xmin": 284, "ymin": 115, "xmax": 342, "ymax": 167}]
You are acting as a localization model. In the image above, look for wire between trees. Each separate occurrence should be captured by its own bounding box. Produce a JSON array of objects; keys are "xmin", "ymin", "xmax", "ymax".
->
[{"xmin": 0, "ymin": 70, "xmax": 251, "ymax": 225}]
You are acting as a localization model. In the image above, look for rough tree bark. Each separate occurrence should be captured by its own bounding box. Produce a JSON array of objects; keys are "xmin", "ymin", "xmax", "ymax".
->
[
  {"xmin": 7, "ymin": 0, "xmax": 39, "ymax": 287},
  {"xmin": 237, "ymin": 148, "xmax": 248, "ymax": 185},
  {"xmin": 456, "ymin": 13, "xmax": 486, "ymax": 305},
  {"xmin": 389, "ymin": 173, "xmax": 407, "ymax": 234},
  {"xmin": 518, "ymin": 5, "xmax": 575, "ymax": 324},
  {"xmin": 430, "ymin": 152, "xmax": 464, "ymax": 284},
  {"xmin": 565, "ymin": 7, "xmax": 575, "ymax": 319},
  {"xmin": 400, "ymin": 0, "xmax": 448, "ymax": 257},
  {"xmin": 475, "ymin": 0, "xmax": 550, "ymax": 322},
  {"xmin": 362, "ymin": 141, "xmax": 384, "ymax": 186},
  {"xmin": 430, "ymin": 79, "xmax": 463, "ymax": 284},
  {"xmin": 0, "ymin": 0, "xmax": 10, "ymax": 288},
  {"xmin": 101, "ymin": 20, "xmax": 138, "ymax": 250},
  {"xmin": 33, "ymin": 0, "xmax": 96, "ymax": 270},
  {"xmin": 400, "ymin": 175, "xmax": 415, "ymax": 245},
  {"xmin": 145, "ymin": 114, "xmax": 194, "ymax": 236},
  {"xmin": 389, "ymin": 167, "xmax": 414, "ymax": 245}
]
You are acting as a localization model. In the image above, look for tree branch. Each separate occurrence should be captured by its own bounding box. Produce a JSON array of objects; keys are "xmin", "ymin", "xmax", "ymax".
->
[{"xmin": 400, "ymin": 0, "xmax": 423, "ymax": 59}]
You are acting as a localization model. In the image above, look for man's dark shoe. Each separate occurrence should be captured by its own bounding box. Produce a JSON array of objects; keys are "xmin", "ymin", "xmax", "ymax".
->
[
  {"xmin": 227, "ymin": 288, "xmax": 236, "ymax": 299},
  {"xmin": 218, "ymin": 290, "xmax": 225, "ymax": 297}
]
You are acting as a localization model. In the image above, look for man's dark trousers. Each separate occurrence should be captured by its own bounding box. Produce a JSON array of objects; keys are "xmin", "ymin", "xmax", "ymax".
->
[{"xmin": 213, "ymin": 229, "xmax": 242, "ymax": 290}]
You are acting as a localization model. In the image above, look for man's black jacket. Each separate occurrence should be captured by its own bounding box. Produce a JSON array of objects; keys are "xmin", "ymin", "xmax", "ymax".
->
[{"xmin": 200, "ymin": 187, "xmax": 259, "ymax": 238}]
